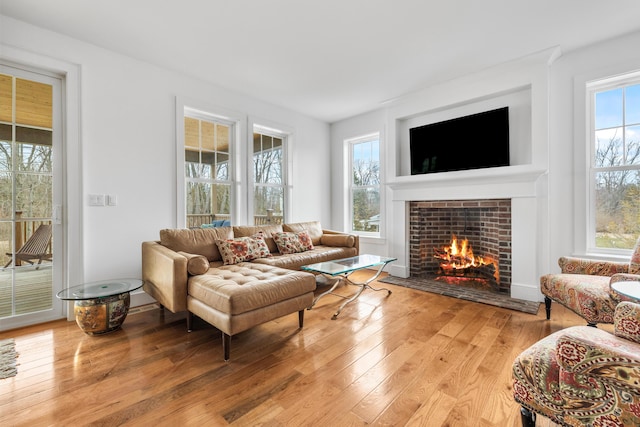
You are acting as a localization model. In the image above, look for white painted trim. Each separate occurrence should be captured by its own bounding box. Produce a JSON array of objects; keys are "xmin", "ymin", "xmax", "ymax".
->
[
  {"xmin": 0, "ymin": 43, "xmax": 82, "ymax": 325},
  {"xmin": 510, "ymin": 282, "xmax": 544, "ymax": 302},
  {"xmin": 175, "ymin": 96, "xmax": 246, "ymax": 228},
  {"xmin": 248, "ymin": 116, "xmax": 294, "ymax": 224}
]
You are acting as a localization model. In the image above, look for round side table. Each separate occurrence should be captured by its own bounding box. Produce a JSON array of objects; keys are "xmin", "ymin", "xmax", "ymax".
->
[
  {"xmin": 611, "ymin": 281, "xmax": 640, "ymax": 302},
  {"xmin": 56, "ymin": 278, "xmax": 143, "ymax": 335}
]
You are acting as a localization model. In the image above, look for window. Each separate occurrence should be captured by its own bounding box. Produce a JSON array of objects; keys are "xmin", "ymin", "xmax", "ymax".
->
[
  {"xmin": 183, "ymin": 109, "xmax": 233, "ymax": 228},
  {"xmin": 252, "ymin": 126, "xmax": 287, "ymax": 225},
  {"xmin": 588, "ymin": 73, "xmax": 640, "ymax": 251},
  {"xmin": 348, "ymin": 133, "xmax": 380, "ymax": 235}
]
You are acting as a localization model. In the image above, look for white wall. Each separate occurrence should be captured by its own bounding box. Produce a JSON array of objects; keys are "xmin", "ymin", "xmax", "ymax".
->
[{"xmin": 1, "ymin": 16, "xmax": 331, "ymax": 297}]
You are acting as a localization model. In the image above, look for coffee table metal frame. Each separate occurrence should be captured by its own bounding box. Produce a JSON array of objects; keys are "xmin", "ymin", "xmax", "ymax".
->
[{"xmin": 302, "ymin": 254, "xmax": 396, "ymax": 319}]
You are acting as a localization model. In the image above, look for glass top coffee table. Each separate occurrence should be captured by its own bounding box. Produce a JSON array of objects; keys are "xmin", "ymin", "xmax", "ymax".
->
[
  {"xmin": 302, "ymin": 254, "xmax": 396, "ymax": 319},
  {"xmin": 56, "ymin": 278, "xmax": 143, "ymax": 335}
]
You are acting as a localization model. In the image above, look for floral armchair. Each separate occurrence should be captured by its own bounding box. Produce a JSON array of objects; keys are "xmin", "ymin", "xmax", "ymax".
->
[
  {"xmin": 512, "ymin": 301, "xmax": 640, "ymax": 427},
  {"xmin": 540, "ymin": 237, "xmax": 640, "ymax": 325}
]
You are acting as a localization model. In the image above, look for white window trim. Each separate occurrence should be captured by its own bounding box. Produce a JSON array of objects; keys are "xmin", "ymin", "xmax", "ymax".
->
[
  {"xmin": 248, "ymin": 117, "xmax": 293, "ymax": 225},
  {"xmin": 583, "ymin": 69, "xmax": 640, "ymax": 258},
  {"xmin": 175, "ymin": 96, "xmax": 245, "ymax": 228},
  {"xmin": 345, "ymin": 131, "xmax": 383, "ymax": 238}
]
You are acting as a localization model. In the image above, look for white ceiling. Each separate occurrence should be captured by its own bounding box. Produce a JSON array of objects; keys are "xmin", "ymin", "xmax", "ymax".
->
[{"xmin": 2, "ymin": 0, "xmax": 640, "ymax": 123}]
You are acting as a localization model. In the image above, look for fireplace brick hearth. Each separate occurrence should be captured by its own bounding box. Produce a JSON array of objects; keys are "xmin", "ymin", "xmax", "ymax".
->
[{"xmin": 409, "ymin": 199, "xmax": 512, "ymax": 293}]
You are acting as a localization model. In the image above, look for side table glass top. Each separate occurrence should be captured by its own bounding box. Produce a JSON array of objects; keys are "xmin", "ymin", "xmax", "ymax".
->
[
  {"xmin": 56, "ymin": 278, "xmax": 143, "ymax": 300},
  {"xmin": 302, "ymin": 254, "xmax": 397, "ymax": 276},
  {"xmin": 612, "ymin": 281, "xmax": 640, "ymax": 301}
]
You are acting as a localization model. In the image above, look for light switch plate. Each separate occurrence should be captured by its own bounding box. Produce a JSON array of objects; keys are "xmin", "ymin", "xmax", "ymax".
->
[
  {"xmin": 107, "ymin": 195, "xmax": 118, "ymax": 206},
  {"xmin": 89, "ymin": 194, "xmax": 105, "ymax": 206}
]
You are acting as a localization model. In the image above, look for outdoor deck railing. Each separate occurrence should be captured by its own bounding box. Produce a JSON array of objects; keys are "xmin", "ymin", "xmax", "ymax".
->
[{"xmin": 187, "ymin": 213, "xmax": 283, "ymax": 228}]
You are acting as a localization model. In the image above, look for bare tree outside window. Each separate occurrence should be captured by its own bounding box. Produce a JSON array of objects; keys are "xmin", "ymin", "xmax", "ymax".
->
[
  {"xmin": 253, "ymin": 132, "xmax": 284, "ymax": 225},
  {"xmin": 592, "ymin": 82, "xmax": 640, "ymax": 249},
  {"xmin": 350, "ymin": 135, "xmax": 380, "ymax": 234}
]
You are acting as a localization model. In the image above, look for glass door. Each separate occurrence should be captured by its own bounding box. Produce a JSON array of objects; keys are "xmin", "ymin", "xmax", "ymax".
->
[{"xmin": 0, "ymin": 65, "xmax": 64, "ymax": 330}]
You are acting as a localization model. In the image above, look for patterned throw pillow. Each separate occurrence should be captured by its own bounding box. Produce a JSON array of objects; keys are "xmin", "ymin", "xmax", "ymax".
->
[
  {"xmin": 273, "ymin": 231, "xmax": 314, "ymax": 254},
  {"xmin": 215, "ymin": 233, "xmax": 271, "ymax": 265}
]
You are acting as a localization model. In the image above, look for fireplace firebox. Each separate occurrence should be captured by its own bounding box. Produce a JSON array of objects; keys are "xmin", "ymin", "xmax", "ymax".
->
[{"xmin": 409, "ymin": 199, "xmax": 512, "ymax": 293}]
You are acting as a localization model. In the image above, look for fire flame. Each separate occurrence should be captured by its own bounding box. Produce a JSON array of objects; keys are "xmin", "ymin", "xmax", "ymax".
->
[{"xmin": 434, "ymin": 235, "xmax": 492, "ymax": 270}]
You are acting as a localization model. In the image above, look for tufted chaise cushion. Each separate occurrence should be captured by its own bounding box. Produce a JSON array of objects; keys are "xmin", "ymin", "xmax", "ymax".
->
[{"xmin": 188, "ymin": 263, "xmax": 316, "ymax": 315}]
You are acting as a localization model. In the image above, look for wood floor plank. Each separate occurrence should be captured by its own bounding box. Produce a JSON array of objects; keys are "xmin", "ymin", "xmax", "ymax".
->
[{"xmin": 0, "ymin": 271, "xmax": 576, "ymax": 426}]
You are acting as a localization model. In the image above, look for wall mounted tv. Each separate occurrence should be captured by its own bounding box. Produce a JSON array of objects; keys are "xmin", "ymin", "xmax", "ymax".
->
[{"xmin": 410, "ymin": 106, "xmax": 510, "ymax": 175}]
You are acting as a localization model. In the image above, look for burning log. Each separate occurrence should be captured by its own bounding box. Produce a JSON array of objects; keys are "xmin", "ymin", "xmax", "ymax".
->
[
  {"xmin": 438, "ymin": 261, "xmax": 496, "ymax": 281},
  {"xmin": 433, "ymin": 235, "xmax": 498, "ymax": 282}
]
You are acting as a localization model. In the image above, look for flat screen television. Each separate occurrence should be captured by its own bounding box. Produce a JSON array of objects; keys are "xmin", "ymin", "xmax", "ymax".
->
[{"xmin": 410, "ymin": 107, "xmax": 510, "ymax": 175}]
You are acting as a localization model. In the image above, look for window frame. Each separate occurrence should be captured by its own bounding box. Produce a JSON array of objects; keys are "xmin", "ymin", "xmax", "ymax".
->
[
  {"xmin": 176, "ymin": 97, "xmax": 245, "ymax": 228},
  {"xmin": 586, "ymin": 70, "xmax": 640, "ymax": 256},
  {"xmin": 248, "ymin": 118, "xmax": 293, "ymax": 226},
  {"xmin": 346, "ymin": 132, "xmax": 382, "ymax": 238}
]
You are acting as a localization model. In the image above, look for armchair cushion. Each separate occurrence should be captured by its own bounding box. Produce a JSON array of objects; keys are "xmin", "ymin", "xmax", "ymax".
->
[{"xmin": 540, "ymin": 273, "xmax": 618, "ymax": 324}]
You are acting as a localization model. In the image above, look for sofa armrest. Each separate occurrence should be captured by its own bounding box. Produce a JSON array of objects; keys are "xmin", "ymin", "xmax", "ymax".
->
[
  {"xmin": 555, "ymin": 326, "xmax": 640, "ymax": 393},
  {"xmin": 321, "ymin": 229, "xmax": 359, "ymax": 254},
  {"xmin": 142, "ymin": 241, "xmax": 188, "ymax": 313},
  {"xmin": 558, "ymin": 256, "xmax": 629, "ymax": 276}
]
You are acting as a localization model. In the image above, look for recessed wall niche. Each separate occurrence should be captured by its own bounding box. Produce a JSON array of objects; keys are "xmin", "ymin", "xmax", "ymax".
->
[{"xmin": 397, "ymin": 86, "xmax": 532, "ymax": 177}]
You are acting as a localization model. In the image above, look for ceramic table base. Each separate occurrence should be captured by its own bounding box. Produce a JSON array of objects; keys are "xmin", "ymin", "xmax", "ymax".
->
[{"xmin": 73, "ymin": 292, "xmax": 131, "ymax": 335}]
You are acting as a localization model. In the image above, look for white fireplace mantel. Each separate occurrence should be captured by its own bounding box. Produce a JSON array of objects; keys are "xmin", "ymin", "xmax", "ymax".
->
[
  {"xmin": 388, "ymin": 164, "xmax": 547, "ymax": 202},
  {"xmin": 380, "ymin": 49, "xmax": 557, "ymax": 303},
  {"xmin": 386, "ymin": 165, "xmax": 548, "ymax": 302}
]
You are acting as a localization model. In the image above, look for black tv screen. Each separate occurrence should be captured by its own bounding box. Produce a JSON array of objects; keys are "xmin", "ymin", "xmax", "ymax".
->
[{"xmin": 410, "ymin": 107, "xmax": 510, "ymax": 175}]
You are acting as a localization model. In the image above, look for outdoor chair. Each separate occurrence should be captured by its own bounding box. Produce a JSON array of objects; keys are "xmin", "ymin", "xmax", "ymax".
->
[{"xmin": 4, "ymin": 224, "xmax": 52, "ymax": 269}]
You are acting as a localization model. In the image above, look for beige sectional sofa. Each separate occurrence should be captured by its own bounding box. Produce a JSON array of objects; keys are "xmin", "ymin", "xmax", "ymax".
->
[{"xmin": 141, "ymin": 221, "xmax": 358, "ymax": 360}]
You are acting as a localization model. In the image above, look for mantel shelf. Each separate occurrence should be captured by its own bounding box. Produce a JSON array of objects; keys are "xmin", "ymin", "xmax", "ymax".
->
[{"xmin": 386, "ymin": 164, "xmax": 548, "ymax": 190}]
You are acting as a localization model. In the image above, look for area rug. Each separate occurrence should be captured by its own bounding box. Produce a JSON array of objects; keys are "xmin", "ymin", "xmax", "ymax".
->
[
  {"xmin": 0, "ymin": 338, "xmax": 19, "ymax": 379},
  {"xmin": 379, "ymin": 276, "xmax": 540, "ymax": 315}
]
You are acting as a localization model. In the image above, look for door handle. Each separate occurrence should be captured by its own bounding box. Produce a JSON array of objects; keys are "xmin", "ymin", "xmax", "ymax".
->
[{"xmin": 53, "ymin": 205, "xmax": 62, "ymax": 225}]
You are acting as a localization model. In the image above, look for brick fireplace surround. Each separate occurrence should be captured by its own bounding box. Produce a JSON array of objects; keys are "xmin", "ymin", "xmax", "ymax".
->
[{"xmin": 409, "ymin": 199, "xmax": 512, "ymax": 293}]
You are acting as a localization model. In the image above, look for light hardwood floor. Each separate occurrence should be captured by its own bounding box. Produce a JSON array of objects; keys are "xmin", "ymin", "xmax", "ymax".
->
[{"xmin": 0, "ymin": 272, "xmax": 603, "ymax": 426}]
